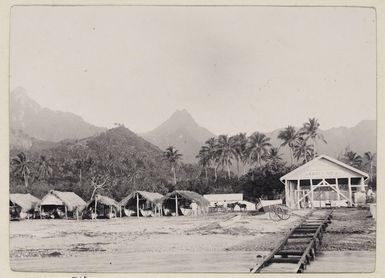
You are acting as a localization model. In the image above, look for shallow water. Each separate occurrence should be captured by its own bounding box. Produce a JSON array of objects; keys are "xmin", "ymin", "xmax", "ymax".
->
[
  {"xmin": 11, "ymin": 250, "xmax": 375, "ymax": 273},
  {"xmin": 11, "ymin": 251, "xmax": 264, "ymax": 273},
  {"xmin": 306, "ymin": 251, "xmax": 375, "ymax": 273}
]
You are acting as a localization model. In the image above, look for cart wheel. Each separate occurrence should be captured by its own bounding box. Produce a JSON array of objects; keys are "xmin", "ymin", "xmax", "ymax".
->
[
  {"xmin": 279, "ymin": 207, "xmax": 291, "ymax": 220},
  {"xmin": 269, "ymin": 206, "xmax": 281, "ymax": 221}
]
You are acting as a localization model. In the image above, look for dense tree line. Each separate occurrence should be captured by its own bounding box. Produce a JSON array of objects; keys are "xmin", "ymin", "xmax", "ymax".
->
[{"xmin": 10, "ymin": 119, "xmax": 377, "ymax": 203}]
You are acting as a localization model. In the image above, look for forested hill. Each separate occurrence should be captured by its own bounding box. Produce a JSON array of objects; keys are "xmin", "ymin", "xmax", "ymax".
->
[{"xmin": 10, "ymin": 126, "xmax": 172, "ymax": 201}]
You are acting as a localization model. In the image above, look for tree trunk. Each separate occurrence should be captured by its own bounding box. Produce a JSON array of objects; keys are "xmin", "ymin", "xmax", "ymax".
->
[
  {"xmin": 214, "ymin": 166, "xmax": 218, "ymax": 181},
  {"xmin": 236, "ymin": 158, "xmax": 240, "ymax": 177},
  {"xmin": 136, "ymin": 193, "xmax": 140, "ymax": 218},
  {"xmin": 23, "ymin": 172, "xmax": 28, "ymax": 187},
  {"xmin": 79, "ymin": 169, "xmax": 82, "ymax": 186},
  {"xmin": 205, "ymin": 167, "xmax": 208, "ymax": 183},
  {"xmin": 289, "ymin": 148, "xmax": 294, "ymax": 165},
  {"xmin": 172, "ymin": 166, "xmax": 176, "ymax": 185},
  {"xmin": 226, "ymin": 162, "xmax": 231, "ymax": 179},
  {"xmin": 313, "ymin": 139, "xmax": 316, "ymax": 159}
]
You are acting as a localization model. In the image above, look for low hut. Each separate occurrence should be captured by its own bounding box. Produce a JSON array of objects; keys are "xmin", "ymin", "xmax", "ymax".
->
[
  {"xmin": 40, "ymin": 190, "xmax": 86, "ymax": 219},
  {"xmin": 119, "ymin": 191, "xmax": 164, "ymax": 217},
  {"xmin": 84, "ymin": 194, "xmax": 119, "ymax": 219},
  {"xmin": 157, "ymin": 190, "xmax": 209, "ymax": 216},
  {"xmin": 9, "ymin": 193, "xmax": 41, "ymax": 220}
]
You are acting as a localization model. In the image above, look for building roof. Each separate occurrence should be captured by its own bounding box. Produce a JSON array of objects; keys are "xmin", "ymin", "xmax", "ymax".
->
[
  {"xmin": 280, "ymin": 154, "xmax": 369, "ymax": 182},
  {"xmin": 157, "ymin": 190, "xmax": 210, "ymax": 207},
  {"xmin": 40, "ymin": 190, "xmax": 87, "ymax": 211},
  {"xmin": 203, "ymin": 193, "xmax": 243, "ymax": 202},
  {"xmin": 10, "ymin": 193, "xmax": 41, "ymax": 212},
  {"xmin": 88, "ymin": 194, "xmax": 119, "ymax": 208},
  {"xmin": 119, "ymin": 191, "xmax": 164, "ymax": 207}
]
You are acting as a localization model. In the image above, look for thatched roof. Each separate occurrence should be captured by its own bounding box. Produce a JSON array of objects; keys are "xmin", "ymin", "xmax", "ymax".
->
[
  {"xmin": 157, "ymin": 190, "xmax": 210, "ymax": 207},
  {"xmin": 41, "ymin": 190, "xmax": 86, "ymax": 211},
  {"xmin": 10, "ymin": 193, "xmax": 40, "ymax": 212},
  {"xmin": 119, "ymin": 191, "xmax": 164, "ymax": 207},
  {"xmin": 88, "ymin": 194, "xmax": 119, "ymax": 208}
]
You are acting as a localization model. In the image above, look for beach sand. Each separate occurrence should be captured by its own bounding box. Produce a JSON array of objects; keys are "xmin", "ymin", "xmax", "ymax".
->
[{"xmin": 9, "ymin": 208, "xmax": 375, "ymax": 273}]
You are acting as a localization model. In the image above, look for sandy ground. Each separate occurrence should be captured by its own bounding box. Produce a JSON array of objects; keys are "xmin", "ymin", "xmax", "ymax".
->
[{"xmin": 9, "ymin": 207, "xmax": 375, "ymax": 273}]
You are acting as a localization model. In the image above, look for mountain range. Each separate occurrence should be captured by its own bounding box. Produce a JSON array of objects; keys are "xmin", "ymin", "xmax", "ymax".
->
[
  {"xmin": 10, "ymin": 87, "xmax": 106, "ymax": 144},
  {"xmin": 9, "ymin": 88, "xmax": 376, "ymax": 165}
]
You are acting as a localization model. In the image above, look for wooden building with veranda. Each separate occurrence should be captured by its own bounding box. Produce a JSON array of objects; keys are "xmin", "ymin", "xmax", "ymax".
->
[{"xmin": 280, "ymin": 155, "xmax": 369, "ymax": 209}]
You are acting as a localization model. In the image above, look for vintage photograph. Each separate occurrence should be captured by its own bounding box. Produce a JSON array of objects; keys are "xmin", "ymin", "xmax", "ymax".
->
[{"xmin": 9, "ymin": 5, "xmax": 376, "ymax": 273}]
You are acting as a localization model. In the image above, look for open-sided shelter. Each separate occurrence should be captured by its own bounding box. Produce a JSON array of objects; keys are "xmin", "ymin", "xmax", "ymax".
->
[
  {"xmin": 119, "ymin": 191, "xmax": 164, "ymax": 217},
  {"xmin": 158, "ymin": 190, "xmax": 209, "ymax": 216},
  {"xmin": 9, "ymin": 193, "xmax": 41, "ymax": 219},
  {"xmin": 280, "ymin": 155, "xmax": 369, "ymax": 209},
  {"xmin": 85, "ymin": 194, "xmax": 120, "ymax": 219},
  {"xmin": 40, "ymin": 190, "xmax": 86, "ymax": 219}
]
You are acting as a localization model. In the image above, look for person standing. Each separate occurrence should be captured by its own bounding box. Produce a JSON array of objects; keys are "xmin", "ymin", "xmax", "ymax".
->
[{"xmin": 190, "ymin": 201, "xmax": 198, "ymax": 216}]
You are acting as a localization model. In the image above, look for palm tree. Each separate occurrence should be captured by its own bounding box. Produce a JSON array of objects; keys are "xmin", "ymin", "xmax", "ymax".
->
[
  {"xmin": 233, "ymin": 133, "xmax": 248, "ymax": 176},
  {"xmin": 205, "ymin": 137, "xmax": 219, "ymax": 181},
  {"xmin": 38, "ymin": 155, "xmax": 53, "ymax": 181},
  {"xmin": 299, "ymin": 118, "xmax": 327, "ymax": 159},
  {"xmin": 215, "ymin": 135, "xmax": 237, "ymax": 178},
  {"xmin": 247, "ymin": 132, "xmax": 272, "ymax": 167},
  {"xmin": 11, "ymin": 152, "xmax": 31, "ymax": 187},
  {"xmin": 293, "ymin": 137, "xmax": 314, "ymax": 164},
  {"xmin": 277, "ymin": 126, "xmax": 297, "ymax": 165},
  {"xmin": 162, "ymin": 146, "xmax": 183, "ymax": 185},
  {"xmin": 343, "ymin": 151, "xmax": 362, "ymax": 168},
  {"xmin": 364, "ymin": 152, "xmax": 376, "ymax": 181},
  {"xmin": 265, "ymin": 147, "xmax": 283, "ymax": 166},
  {"xmin": 196, "ymin": 146, "xmax": 211, "ymax": 182}
]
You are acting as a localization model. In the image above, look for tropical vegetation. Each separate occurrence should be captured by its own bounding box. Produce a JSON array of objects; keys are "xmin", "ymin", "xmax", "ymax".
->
[{"xmin": 9, "ymin": 118, "xmax": 376, "ymax": 204}]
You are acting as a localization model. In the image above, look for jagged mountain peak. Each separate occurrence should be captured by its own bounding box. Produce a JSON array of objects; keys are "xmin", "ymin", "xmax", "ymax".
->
[
  {"xmin": 141, "ymin": 109, "xmax": 215, "ymax": 163},
  {"xmin": 159, "ymin": 109, "xmax": 198, "ymax": 129}
]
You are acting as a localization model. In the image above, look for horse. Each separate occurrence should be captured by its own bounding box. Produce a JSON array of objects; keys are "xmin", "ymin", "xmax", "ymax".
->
[{"xmin": 237, "ymin": 203, "xmax": 247, "ymax": 211}]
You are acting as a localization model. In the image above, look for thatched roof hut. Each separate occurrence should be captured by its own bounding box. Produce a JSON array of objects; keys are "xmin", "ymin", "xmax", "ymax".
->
[
  {"xmin": 119, "ymin": 191, "xmax": 164, "ymax": 217},
  {"xmin": 10, "ymin": 193, "xmax": 40, "ymax": 212},
  {"xmin": 40, "ymin": 190, "xmax": 86, "ymax": 219},
  {"xmin": 157, "ymin": 190, "xmax": 209, "ymax": 216},
  {"xmin": 85, "ymin": 194, "xmax": 119, "ymax": 219},
  {"xmin": 9, "ymin": 193, "xmax": 41, "ymax": 219}
]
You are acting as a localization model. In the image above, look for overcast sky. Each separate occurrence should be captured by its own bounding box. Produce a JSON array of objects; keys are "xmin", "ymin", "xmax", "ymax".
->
[{"xmin": 10, "ymin": 6, "xmax": 376, "ymax": 135}]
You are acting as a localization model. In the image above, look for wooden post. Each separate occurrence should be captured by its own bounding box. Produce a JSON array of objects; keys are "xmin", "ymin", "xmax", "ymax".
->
[
  {"xmin": 94, "ymin": 198, "xmax": 98, "ymax": 219},
  {"xmin": 119, "ymin": 206, "xmax": 122, "ymax": 217},
  {"xmin": 360, "ymin": 177, "xmax": 365, "ymax": 191},
  {"xmin": 336, "ymin": 178, "xmax": 340, "ymax": 207},
  {"xmin": 39, "ymin": 205, "xmax": 42, "ymax": 219},
  {"xmin": 348, "ymin": 178, "xmax": 352, "ymax": 206},
  {"xmin": 284, "ymin": 180, "xmax": 290, "ymax": 208},
  {"xmin": 297, "ymin": 180, "xmax": 300, "ymax": 209},
  {"xmin": 310, "ymin": 179, "xmax": 314, "ymax": 208},
  {"xmin": 136, "ymin": 193, "xmax": 140, "ymax": 218},
  {"xmin": 64, "ymin": 205, "xmax": 68, "ymax": 219},
  {"xmin": 175, "ymin": 195, "xmax": 179, "ymax": 216},
  {"xmin": 76, "ymin": 208, "xmax": 79, "ymax": 220}
]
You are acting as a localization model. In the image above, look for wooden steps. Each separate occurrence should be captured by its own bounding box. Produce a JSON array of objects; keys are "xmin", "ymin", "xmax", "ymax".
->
[{"xmin": 251, "ymin": 209, "xmax": 333, "ymax": 273}]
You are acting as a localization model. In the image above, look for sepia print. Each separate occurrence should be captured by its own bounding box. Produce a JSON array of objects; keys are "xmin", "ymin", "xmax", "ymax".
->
[{"xmin": 8, "ymin": 5, "xmax": 376, "ymax": 273}]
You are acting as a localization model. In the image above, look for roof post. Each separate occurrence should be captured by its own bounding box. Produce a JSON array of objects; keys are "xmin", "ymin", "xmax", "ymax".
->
[{"xmin": 284, "ymin": 180, "xmax": 290, "ymax": 208}]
